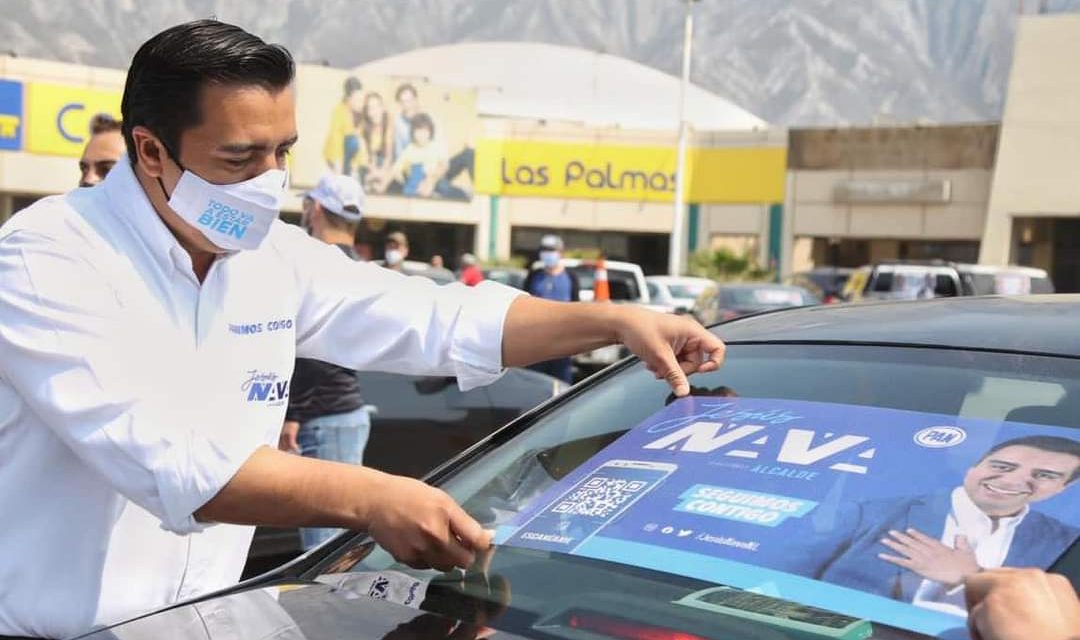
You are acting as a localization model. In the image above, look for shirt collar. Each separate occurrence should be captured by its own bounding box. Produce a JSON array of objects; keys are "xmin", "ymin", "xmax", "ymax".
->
[
  {"xmin": 102, "ymin": 156, "xmax": 199, "ymax": 276},
  {"xmin": 951, "ymin": 486, "xmax": 1028, "ymax": 535}
]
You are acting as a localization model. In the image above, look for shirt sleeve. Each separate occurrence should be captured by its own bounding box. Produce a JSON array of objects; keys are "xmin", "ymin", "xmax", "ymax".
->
[
  {"xmin": 0, "ymin": 230, "xmax": 251, "ymax": 535},
  {"xmin": 279, "ymin": 227, "xmax": 524, "ymax": 391}
]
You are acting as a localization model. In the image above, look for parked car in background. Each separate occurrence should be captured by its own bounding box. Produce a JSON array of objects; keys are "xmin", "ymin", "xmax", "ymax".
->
[
  {"xmin": 561, "ymin": 258, "xmax": 650, "ymax": 304},
  {"xmin": 956, "ymin": 263, "xmax": 1054, "ymax": 295},
  {"xmin": 246, "ymin": 367, "xmax": 566, "ymax": 575},
  {"xmin": 786, "ymin": 267, "xmax": 854, "ymax": 303},
  {"xmin": 695, "ymin": 283, "xmax": 820, "ymax": 324},
  {"xmin": 844, "ymin": 261, "xmax": 1054, "ymax": 301},
  {"xmin": 94, "ymin": 296, "xmax": 1080, "ymax": 640},
  {"xmin": 482, "ymin": 267, "xmax": 527, "ymax": 290},
  {"xmin": 843, "ymin": 261, "xmax": 964, "ymax": 301},
  {"xmin": 645, "ymin": 275, "xmax": 715, "ymax": 314},
  {"xmin": 561, "ymin": 259, "xmax": 650, "ymax": 372}
]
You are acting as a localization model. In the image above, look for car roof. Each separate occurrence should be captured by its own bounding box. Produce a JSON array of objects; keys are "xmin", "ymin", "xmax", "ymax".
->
[
  {"xmin": 645, "ymin": 275, "xmax": 714, "ymax": 284},
  {"xmin": 718, "ymin": 283, "xmax": 808, "ymax": 291},
  {"xmin": 953, "ymin": 263, "xmax": 1050, "ymax": 277},
  {"xmin": 561, "ymin": 258, "xmax": 644, "ymax": 273},
  {"xmin": 716, "ymin": 295, "xmax": 1080, "ymax": 358}
]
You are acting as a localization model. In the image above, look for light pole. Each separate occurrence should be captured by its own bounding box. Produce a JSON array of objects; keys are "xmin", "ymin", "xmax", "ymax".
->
[{"xmin": 668, "ymin": 0, "xmax": 696, "ymax": 276}]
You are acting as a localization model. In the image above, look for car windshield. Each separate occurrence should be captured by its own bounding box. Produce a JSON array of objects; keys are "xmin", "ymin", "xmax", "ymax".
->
[
  {"xmin": 318, "ymin": 340, "xmax": 1080, "ymax": 640},
  {"xmin": 668, "ymin": 282, "xmax": 711, "ymax": 299}
]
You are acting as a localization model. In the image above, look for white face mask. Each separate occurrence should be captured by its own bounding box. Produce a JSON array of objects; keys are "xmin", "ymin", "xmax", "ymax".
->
[
  {"xmin": 540, "ymin": 250, "xmax": 561, "ymax": 268},
  {"xmin": 385, "ymin": 249, "xmax": 405, "ymax": 266},
  {"xmin": 159, "ymin": 160, "xmax": 288, "ymax": 252}
]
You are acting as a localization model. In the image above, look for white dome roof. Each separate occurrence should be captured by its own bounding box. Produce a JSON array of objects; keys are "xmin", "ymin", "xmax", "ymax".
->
[{"xmin": 356, "ymin": 42, "xmax": 767, "ymax": 131}]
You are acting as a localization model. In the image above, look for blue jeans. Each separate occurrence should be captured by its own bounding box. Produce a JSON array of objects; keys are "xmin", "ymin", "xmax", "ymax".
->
[{"xmin": 297, "ymin": 406, "xmax": 372, "ymax": 551}]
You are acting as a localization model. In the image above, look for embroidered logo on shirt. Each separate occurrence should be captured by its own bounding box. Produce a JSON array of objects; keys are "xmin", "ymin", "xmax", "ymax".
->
[
  {"xmin": 241, "ymin": 369, "xmax": 290, "ymax": 405},
  {"xmin": 228, "ymin": 318, "xmax": 294, "ymax": 336}
]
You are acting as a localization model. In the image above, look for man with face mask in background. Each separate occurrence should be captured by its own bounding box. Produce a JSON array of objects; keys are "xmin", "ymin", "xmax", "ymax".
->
[
  {"xmin": 523, "ymin": 234, "xmax": 580, "ymax": 384},
  {"xmin": 0, "ymin": 21, "xmax": 725, "ymax": 637},
  {"xmin": 279, "ymin": 173, "xmax": 372, "ymax": 552},
  {"xmin": 383, "ymin": 230, "xmax": 409, "ymax": 271}
]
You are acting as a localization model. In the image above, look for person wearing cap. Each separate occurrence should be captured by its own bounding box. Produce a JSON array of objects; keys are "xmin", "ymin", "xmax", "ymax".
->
[
  {"xmin": 384, "ymin": 230, "xmax": 409, "ymax": 271},
  {"xmin": 279, "ymin": 174, "xmax": 373, "ymax": 550},
  {"xmin": 459, "ymin": 253, "xmax": 484, "ymax": 287},
  {"xmin": 522, "ymin": 234, "xmax": 580, "ymax": 383}
]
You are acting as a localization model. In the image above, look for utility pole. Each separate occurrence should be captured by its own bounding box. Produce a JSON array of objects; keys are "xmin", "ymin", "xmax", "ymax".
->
[{"xmin": 668, "ymin": 0, "xmax": 696, "ymax": 276}]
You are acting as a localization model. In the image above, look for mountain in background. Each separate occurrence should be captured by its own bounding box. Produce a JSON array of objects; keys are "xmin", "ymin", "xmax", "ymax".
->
[{"xmin": 2, "ymin": 0, "xmax": 1079, "ymax": 126}]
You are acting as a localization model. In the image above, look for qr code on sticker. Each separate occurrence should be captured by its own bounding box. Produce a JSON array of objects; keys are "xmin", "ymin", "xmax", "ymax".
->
[{"xmin": 551, "ymin": 475, "xmax": 649, "ymax": 518}]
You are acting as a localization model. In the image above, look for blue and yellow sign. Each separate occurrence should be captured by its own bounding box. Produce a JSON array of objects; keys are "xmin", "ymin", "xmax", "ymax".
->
[
  {"xmin": 26, "ymin": 82, "xmax": 121, "ymax": 158},
  {"xmin": 0, "ymin": 79, "xmax": 23, "ymax": 151}
]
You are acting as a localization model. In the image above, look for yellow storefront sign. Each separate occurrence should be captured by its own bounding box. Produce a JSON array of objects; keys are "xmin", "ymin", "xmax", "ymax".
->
[
  {"xmin": 476, "ymin": 139, "xmax": 786, "ymax": 203},
  {"xmin": 26, "ymin": 82, "xmax": 122, "ymax": 157}
]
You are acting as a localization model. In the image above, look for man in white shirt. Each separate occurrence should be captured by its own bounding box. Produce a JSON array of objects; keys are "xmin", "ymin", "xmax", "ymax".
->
[
  {"xmin": 0, "ymin": 20, "xmax": 725, "ymax": 638},
  {"xmin": 815, "ymin": 435, "xmax": 1079, "ymax": 616}
]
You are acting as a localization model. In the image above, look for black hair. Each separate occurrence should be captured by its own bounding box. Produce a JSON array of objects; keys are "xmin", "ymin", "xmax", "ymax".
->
[
  {"xmin": 121, "ymin": 19, "xmax": 295, "ymax": 164},
  {"xmin": 981, "ymin": 435, "xmax": 1080, "ymax": 483},
  {"xmin": 395, "ymin": 82, "xmax": 418, "ymax": 102},
  {"xmin": 343, "ymin": 76, "xmax": 362, "ymax": 99},
  {"xmin": 409, "ymin": 112, "xmax": 434, "ymax": 140}
]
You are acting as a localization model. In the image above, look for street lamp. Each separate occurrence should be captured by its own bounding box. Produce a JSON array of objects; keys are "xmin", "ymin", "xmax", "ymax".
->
[{"xmin": 668, "ymin": 0, "xmax": 697, "ymax": 276}]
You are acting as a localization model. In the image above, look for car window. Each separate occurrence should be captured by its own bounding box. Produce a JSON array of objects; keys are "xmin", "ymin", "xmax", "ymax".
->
[
  {"xmin": 725, "ymin": 288, "xmax": 805, "ymax": 308},
  {"xmin": 608, "ymin": 270, "xmax": 641, "ymax": 301},
  {"xmin": 647, "ymin": 282, "xmax": 662, "ymax": 299},
  {"xmin": 668, "ymin": 283, "xmax": 710, "ymax": 299},
  {"xmin": 327, "ymin": 343, "xmax": 1080, "ymax": 639}
]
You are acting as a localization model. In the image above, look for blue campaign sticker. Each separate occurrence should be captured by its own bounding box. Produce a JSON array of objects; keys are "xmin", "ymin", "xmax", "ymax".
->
[{"xmin": 498, "ymin": 397, "xmax": 1080, "ymax": 639}]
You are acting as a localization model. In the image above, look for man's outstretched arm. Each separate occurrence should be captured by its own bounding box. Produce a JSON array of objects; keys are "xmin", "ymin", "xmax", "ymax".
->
[{"xmin": 195, "ymin": 446, "xmax": 489, "ymax": 572}]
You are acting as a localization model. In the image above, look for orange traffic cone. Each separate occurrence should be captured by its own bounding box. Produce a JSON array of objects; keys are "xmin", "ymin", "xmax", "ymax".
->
[{"xmin": 593, "ymin": 256, "xmax": 610, "ymax": 302}]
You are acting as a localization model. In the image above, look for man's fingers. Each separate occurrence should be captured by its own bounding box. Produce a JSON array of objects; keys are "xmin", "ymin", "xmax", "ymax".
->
[
  {"xmin": 886, "ymin": 529, "xmax": 920, "ymax": 548},
  {"xmin": 878, "ymin": 553, "xmax": 914, "ymax": 568},
  {"xmin": 906, "ymin": 528, "xmax": 939, "ymax": 546},
  {"xmin": 954, "ymin": 534, "xmax": 972, "ymax": 552},
  {"xmin": 448, "ymin": 503, "xmax": 492, "ymax": 552},
  {"xmin": 656, "ymin": 348, "xmax": 691, "ymax": 397},
  {"xmin": 879, "ymin": 537, "xmax": 916, "ymax": 558}
]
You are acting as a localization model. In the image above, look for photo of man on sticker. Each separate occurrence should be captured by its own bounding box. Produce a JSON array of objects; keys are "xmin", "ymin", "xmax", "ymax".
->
[{"xmin": 811, "ymin": 435, "xmax": 1080, "ymax": 616}]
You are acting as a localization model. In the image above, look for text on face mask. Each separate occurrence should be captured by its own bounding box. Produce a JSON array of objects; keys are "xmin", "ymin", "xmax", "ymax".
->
[{"xmin": 198, "ymin": 199, "xmax": 255, "ymax": 240}]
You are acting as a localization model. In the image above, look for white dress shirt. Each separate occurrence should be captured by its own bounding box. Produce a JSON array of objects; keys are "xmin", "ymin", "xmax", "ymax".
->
[
  {"xmin": 0, "ymin": 158, "xmax": 522, "ymax": 637},
  {"xmin": 912, "ymin": 486, "xmax": 1027, "ymax": 615}
]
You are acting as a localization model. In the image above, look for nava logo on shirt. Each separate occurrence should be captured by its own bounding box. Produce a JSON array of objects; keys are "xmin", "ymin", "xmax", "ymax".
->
[{"xmin": 241, "ymin": 369, "xmax": 289, "ymax": 405}]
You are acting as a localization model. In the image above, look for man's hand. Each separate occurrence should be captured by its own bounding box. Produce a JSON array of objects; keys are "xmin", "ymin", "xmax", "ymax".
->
[
  {"xmin": 613, "ymin": 306, "xmax": 726, "ymax": 397},
  {"xmin": 878, "ymin": 529, "xmax": 980, "ymax": 588},
  {"xmin": 966, "ymin": 568, "xmax": 1080, "ymax": 640},
  {"xmin": 364, "ymin": 472, "xmax": 493, "ymax": 572},
  {"xmin": 502, "ymin": 298, "xmax": 726, "ymax": 397},
  {"xmin": 278, "ymin": 420, "xmax": 300, "ymax": 454}
]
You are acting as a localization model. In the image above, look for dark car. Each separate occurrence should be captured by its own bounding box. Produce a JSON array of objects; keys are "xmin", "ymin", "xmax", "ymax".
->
[
  {"xmin": 695, "ymin": 283, "xmax": 819, "ymax": 324},
  {"xmin": 247, "ymin": 367, "xmax": 566, "ymax": 573},
  {"xmin": 82, "ymin": 297, "xmax": 1080, "ymax": 640}
]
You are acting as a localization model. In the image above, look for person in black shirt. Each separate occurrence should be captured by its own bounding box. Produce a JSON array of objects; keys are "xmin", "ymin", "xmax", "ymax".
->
[{"xmin": 279, "ymin": 173, "xmax": 371, "ymax": 550}]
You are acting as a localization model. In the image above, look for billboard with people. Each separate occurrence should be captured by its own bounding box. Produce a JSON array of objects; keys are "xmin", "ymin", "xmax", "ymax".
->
[{"xmin": 294, "ymin": 68, "xmax": 479, "ymax": 202}]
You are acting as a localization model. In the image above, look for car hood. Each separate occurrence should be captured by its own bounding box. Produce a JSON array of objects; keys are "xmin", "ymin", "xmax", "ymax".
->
[{"xmin": 78, "ymin": 580, "xmax": 531, "ymax": 640}]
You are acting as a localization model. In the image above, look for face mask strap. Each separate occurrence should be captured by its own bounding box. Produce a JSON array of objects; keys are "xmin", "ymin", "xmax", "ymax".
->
[{"xmin": 154, "ymin": 137, "xmax": 187, "ymax": 202}]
